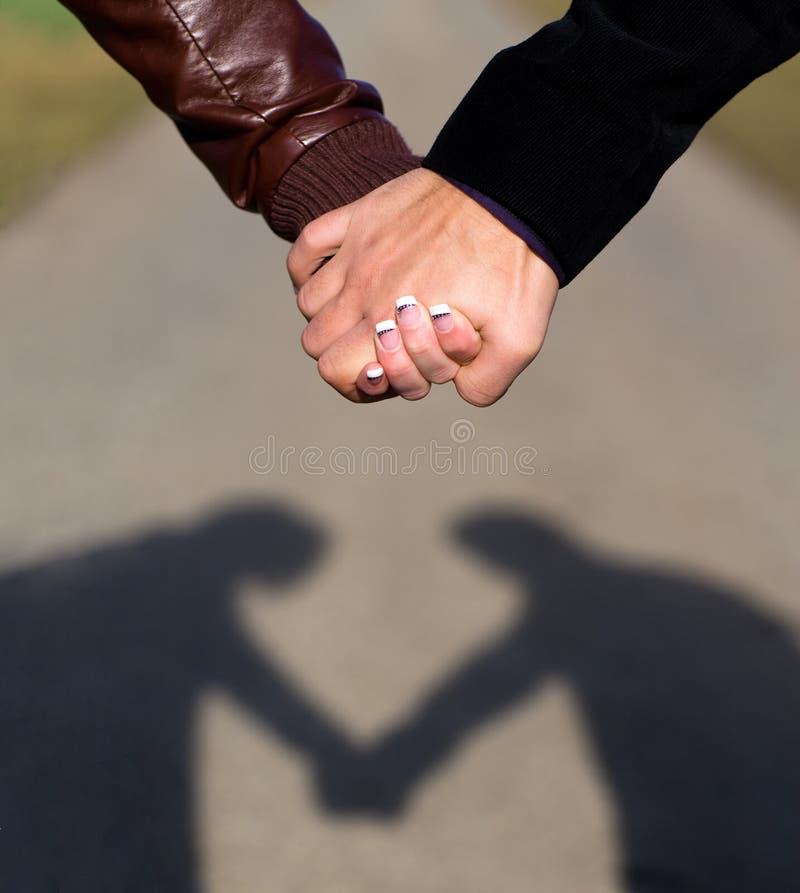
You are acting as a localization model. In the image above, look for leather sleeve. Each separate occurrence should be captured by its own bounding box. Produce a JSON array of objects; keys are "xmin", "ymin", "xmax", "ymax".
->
[
  {"xmin": 424, "ymin": 0, "xmax": 800, "ymax": 285},
  {"xmin": 59, "ymin": 0, "xmax": 419, "ymax": 235}
]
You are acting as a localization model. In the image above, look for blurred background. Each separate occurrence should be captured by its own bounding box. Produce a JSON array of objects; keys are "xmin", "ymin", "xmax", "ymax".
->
[{"xmin": 1, "ymin": 1, "xmax": 798, "ymax": 891}]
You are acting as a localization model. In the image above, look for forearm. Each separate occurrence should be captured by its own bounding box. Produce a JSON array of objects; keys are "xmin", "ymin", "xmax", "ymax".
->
[
  {"xmin": 424, "ymin": 0, "xmax": 800, "ymax": 285},
  {"xmin": 59, "ymin": 0, "xmax": 419, "ymax": 238}
]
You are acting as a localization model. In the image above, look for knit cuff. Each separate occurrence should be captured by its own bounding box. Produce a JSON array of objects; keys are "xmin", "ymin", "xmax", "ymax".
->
[{"xmin": 269, "ymin": 118, "xmax": 421, "ymax": 241}]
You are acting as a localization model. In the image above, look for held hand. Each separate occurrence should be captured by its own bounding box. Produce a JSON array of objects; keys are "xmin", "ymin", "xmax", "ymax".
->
[
  {"xmin": 355, "ymin": 297, "xmax": 482, "ymax": 400},
  {"xmin": 288, "ymin": 169, "xmax": 558, "ymax": 406}
]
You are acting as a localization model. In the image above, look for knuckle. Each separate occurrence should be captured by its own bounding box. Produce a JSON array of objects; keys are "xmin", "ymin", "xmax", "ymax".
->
[
  {"xmin": 429, "ymin": 364, "xmax": 457, "ymax": 385},
  {"xmin": 299, "ymin": 217, "xmax": 324, "ymax": 252},
  {"xmin": 288, "ymin": 233, "xmax": 313, "ymax": 273},
  {"xmin": 296, "ymin": 282, "xmax": 315, "ymax": 319},
  {"xmin": 286, "ymin": 244, "xmax": 301, "ymax": 281},
  {"xmin": 401, "ymin": 383, "xmax": 431, "ymax": 402},
  {"xmin": 451, "ymin": 332, "xmax": 482, "ymax": 361},
  {"xmin": 300, "ymin": 325, "xmax": 320, "ymax": 359},
  {"xmin": 287, "ymin": 217, "xmax": 329, "ymax": 279},
  {"xmin": 316, "ymin": 351, "xmax": 340, "ymax": 386}
]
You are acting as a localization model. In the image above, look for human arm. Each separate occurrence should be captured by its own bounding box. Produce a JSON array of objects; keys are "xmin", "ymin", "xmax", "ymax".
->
[
  {"xmin": 424, "ymin": 0, "xmax": 800, "ymax": 285},
  {"xmin": 293, "ymin": 0, "xmax": 800, "ymax": 404},
  {"xmin": 57, "ymin": 0, "xmax": 420, "ymax": 239},
  {"xmin": 214, "ymin": 627, "xmax": 359, "ymax": 768}
]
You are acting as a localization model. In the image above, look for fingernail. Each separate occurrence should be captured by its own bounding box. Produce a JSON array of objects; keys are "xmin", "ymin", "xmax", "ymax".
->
[
  {"xmin": 375, "ymin": 320, "xmax": 401, "ymax": 351},
  {"xmin": 395, "ymin": 295, "xmax": 421, "ymax": 327},
  {"xmin": 430, "ymin": 304, "xmax": 453, "ymax": 333},
  {"xmin": 366, "ymin": 365, "xmax": 384, "ymax": 384}
]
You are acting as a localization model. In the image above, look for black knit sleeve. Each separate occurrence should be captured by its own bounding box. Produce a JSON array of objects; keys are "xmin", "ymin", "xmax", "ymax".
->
[{"xmin": 423, "ymin": 0, "xmax": 800, "ymax": 285}]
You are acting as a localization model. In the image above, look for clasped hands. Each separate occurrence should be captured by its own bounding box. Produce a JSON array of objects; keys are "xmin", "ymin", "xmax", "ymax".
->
[{"xmin": 288, "ymin": 169, "xmax": 559, "ymax": 407}]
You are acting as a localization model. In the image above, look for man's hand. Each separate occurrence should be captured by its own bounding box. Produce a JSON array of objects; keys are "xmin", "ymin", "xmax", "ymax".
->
[{"xmin": 288, "ymin": 169, "xmax": 558, "ymax": 407}]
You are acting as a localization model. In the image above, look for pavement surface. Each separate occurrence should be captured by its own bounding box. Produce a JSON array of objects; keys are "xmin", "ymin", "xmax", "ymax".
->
[{"xmin": 1, "ymin": 1, "xmax": 799, "ymax": 891}]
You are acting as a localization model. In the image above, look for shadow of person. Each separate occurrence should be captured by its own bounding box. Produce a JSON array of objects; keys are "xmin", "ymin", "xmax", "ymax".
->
[
  {"xmin": 0, "ymin": 502, "xmax": 347, "ymax": 893},
  {"xmin": 337, "ymin": 509, "xmax": 800, "ymax": 892}
]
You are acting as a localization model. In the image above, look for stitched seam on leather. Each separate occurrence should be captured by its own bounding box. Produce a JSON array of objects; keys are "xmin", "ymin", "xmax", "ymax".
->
[{"xmin": 162, "ymin": 0, "xmax": 268, "ymax": 123}]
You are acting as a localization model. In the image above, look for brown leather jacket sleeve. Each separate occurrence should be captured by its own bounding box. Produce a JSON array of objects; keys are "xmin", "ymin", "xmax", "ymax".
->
[{"xmin": 59, "ymin": 0, "xmax": 419, "ymax": 238}]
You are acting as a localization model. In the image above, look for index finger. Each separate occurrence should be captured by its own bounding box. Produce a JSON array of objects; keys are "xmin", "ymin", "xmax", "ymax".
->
[{"xmin": 286, "ymin": 204, "xmax": 354, "ymax": 290}]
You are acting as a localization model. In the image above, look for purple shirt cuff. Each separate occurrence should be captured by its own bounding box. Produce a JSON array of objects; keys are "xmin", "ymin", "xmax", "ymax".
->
[{"xmin": 441, "ymin": 176, "xmax": 565, "ymax": 287}]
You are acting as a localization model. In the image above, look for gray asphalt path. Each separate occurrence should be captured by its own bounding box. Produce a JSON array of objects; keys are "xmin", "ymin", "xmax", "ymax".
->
[{"xmin": 1, "ymin": 1, "xmax": 799, "ymax": 891}]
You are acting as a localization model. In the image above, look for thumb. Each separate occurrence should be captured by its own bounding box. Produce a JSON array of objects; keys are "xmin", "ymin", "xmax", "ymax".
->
[
  {"xmin": 287, "ymin": 202, "xmax": 356, "ymax": 289},
  {"xmin": 453, "ymin": 337, "xmax": 535, "ymax": 408},
  {"xmin": 454, "ymin": 279, "xmax": 557, "ymax": 406}
]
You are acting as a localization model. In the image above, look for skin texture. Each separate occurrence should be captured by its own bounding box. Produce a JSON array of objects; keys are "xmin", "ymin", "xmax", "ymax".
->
[{"xmin": 288, "ymin": 169, "xmax": 559, "ymax": 406}]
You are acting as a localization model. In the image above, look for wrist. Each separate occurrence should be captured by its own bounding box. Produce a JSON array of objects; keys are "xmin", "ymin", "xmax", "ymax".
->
[{"xmin": 435, "ymin": 174, "xmax": 565, "ymax": 286}]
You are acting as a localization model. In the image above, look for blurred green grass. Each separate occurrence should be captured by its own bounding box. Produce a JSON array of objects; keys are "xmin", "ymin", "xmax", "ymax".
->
[
  {"xmin": 0, "ymin": 3, "xmax": 144, "ymax": 223},
  {"xmin": 0, "ymin": 0, "xmax": 79, "ymax": 31},
  {"xmin": 513, "ymin": 0, "xmax": 800, "ymax": 204}
]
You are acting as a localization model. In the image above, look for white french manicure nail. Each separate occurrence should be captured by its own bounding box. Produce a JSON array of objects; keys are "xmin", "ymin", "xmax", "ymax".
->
[
  {"xmin": 395, "ymin": 295, "xmax": 417, "ymax": 312},
  {"xmin": 429, "ymin": 304, "xmax": 451, "ymax": 319},
  {"xmin": 375, "ymin": 319, "xmax": 401, "ymax": 350},
  {"xmin": 375, "ymin": 320, "xmax": 398, "ymax": 336},
  {"xmin": 366, "ymin": 366, "xmax": 384, "ymax": 381}
]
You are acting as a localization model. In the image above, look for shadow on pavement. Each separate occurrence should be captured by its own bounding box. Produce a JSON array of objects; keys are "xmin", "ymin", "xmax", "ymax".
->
[
  {"xmin": 0, "ymin": 502, "xmax": 335, "ymax": 893},
  {"xmin": 2, "ymin": 503, "xmax": 799, "ymax": 892},
  {"xmin": 343, "ymin": 508, "xmax": 800, "ymax": 892}
]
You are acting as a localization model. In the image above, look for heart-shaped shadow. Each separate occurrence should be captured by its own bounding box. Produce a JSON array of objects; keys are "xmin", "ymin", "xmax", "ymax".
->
[{"xmin": 1, "ymin": 502, "xmax": 799, "ymax": 892}]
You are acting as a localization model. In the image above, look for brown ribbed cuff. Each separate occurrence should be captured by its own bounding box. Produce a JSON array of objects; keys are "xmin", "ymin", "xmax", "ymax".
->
[{"xmin": 269, "ymin": 118, "xmax": 421, "ymax": 241}]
